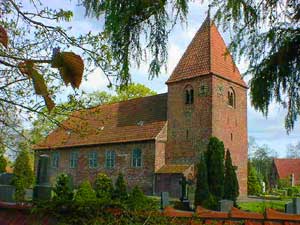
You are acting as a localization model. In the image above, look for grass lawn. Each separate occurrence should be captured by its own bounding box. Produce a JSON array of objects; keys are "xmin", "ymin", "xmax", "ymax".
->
[{"xmin": 238, "ymin": 200, "xmax": 290, "ymax": 213}]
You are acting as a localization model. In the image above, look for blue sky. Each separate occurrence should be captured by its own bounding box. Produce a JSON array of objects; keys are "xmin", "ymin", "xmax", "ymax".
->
[{"xmin": 27, "ymin": 0, "xmax": 299, "ymax": 157}]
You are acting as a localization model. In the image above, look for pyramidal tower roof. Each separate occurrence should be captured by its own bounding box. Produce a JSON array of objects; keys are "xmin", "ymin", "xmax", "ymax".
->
[{"xmin": 166, "ymin": 16, "xmax": 247, "ymax": 87}]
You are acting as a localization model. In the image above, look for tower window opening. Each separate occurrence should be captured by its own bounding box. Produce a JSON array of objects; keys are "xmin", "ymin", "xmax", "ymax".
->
[
  {"xmin": 228, "ymin": 87, "xmax": 235, "ymax": 108},
  {"xmin": 185, "ymin": 85, "xmax": 194, "ymax": 105}
]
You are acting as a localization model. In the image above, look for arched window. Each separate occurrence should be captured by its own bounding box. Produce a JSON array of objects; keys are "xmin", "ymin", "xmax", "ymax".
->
[
  {"xmin": 184, "ymin": 85, "xmax": 194, "ymax": 105},
  {"xmin": 228, "ymin": 88, "xmax": 235, "ymax": 108}
]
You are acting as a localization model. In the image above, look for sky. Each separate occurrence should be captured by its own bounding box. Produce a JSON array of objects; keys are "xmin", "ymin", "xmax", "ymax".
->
[{"xmin": 25, "ymin": 0, "xmax": 300, "ymax": 157}]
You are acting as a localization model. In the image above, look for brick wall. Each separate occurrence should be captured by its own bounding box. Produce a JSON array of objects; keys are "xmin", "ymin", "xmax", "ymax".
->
[
  {"xmin": 35, "ymin": 140, "xmax": 157, "ymax": 195},
  {"xmin": 166, "ymin": 76, "xmax": 213, "ymax": 164},
  {"xmin": 211, "ymin": 75, "xmax": 248, "ymax": 196}
]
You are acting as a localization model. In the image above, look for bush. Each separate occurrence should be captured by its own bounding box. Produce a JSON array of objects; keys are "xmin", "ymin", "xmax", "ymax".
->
[
  {"xmin": 206, "ymin": 137, "xmax": 225, "ymax": 201},
  {"xmin": 248, "ymin": 162, "xmax": 262, "ymax": 195},
  {"xmin": 224, "ymin": 150, "xmax": 239, "ymax": 204},
  {"xmin": 74, "ymin": 180, "xmax": 97, "ymax": 203},
  {"xmin": 53, "ymin": 173, "xmax": 74, "ymax": 203},
  {"xmin": 94, "ymin": 173, "xmax": 114, "ymax": 200},
  {"xmin": 113, "ymin": 173, "xmax": 128, "ymax": 201},
  {"xmin": 202, "ymin": 193, "xmax": 218, "ymax": 210},
  {"xmin": 194, "ymin": 153, "xmax": 210, "ymax": 207},
  {"xmin": 0, "ymin": 154, "xmax": 7, "ymax": 173},
  {"xmin": 126, "ymin": 186, "xmax": 155, "ymax": 210}
]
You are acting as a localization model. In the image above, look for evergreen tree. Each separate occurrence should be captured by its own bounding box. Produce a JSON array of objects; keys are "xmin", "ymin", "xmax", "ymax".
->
[
  {"xmin": 13, "ymin": 145, "xmax": 34, "ymax": 202},
  {"xmin": 53, "ymin": 173, "xmax": 74, "ymax": 202},
  {"xmin": 224, "ymin": 150, "xmax": 239, "ymax": 204},
  {"xmin": 94, "ymin": 173, "xmax": 114, "ymax": 199},
  {"xmin": 194, "ymin": 153, "xmax": 210, "ymax": 207},
  {"xmin": 0, "ymin": 154, "xmax": 7, "ymax": 173},
  {"xmin": 74, "ymin": 180, "xmax": 97, "ymax": 203},
  {"xmin": 206, "ymin": 137, "xmax": 225, "ymax": 201},
  {"xmin": 113, "ymin": 173, "xmax": 128, "ymax": 201},
  {"xmin": 247, "ymin": 162, "xmax": 262, "ymax": 195}
]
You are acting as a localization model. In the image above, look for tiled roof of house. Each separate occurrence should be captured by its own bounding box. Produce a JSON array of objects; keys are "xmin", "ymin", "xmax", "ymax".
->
[
  {"xmin": 166, "ymin": 16, "xmax": 247, "ymax": 87},
  {"xmin": 274, "ymin": 158, "xmax": 300, "ymax": 182},
  {"xmin": 34, "ymin": 94, "xmax": 168, "ymax": 150}
]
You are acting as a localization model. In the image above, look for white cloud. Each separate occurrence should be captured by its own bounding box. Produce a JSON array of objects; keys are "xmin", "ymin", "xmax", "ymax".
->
[{"xmin": 80, "ymin": 68, "xmax": 109, "ymax": 93}]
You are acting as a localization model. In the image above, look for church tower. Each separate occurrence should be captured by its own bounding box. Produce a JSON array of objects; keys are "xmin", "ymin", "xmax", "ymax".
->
[{"xmin": 165, "ymin": 16, "xmax": 248, "ymax": 196}]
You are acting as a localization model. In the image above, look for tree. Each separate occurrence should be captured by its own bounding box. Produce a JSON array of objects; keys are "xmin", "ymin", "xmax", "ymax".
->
[
  {"xmin": 248, "ymin": 162, "xmax": 262, "ymax": 196},
  {"xmin": 0, "ymin": 154, "xmax": 7, "ymax": 173},
  {"xmin": 94, "ymin": 173, "xmax": 114, "ymax": 200},
  {"xmin": 13, "ymin": 143, "xmax": 34, "ymax": 202},
  {"xmin": 194, "ymin": 153, "xmax": 210, "ymax": 207},
  {"xmin": 206, "ymin": 137, "xmax": 225, "ymax": 201},
  {"xmin": 286, "ymin": 141, "xmax": 300, "ymax": 158},
  {"xmin": 113, "ymin": 173, "xmax": 128, "ymax": 201},
  {"xmin": 53, "ymin": 173, "xmax": 74, "ymax": 203},
  {"xmin": 74, "ymin": 180, "xmax": 97, "ymax": 203},
  {"xmin": 211, "ymin": 0, "xmax": 299, "ymax": 132},
  {"xmin": 224, "ymin": 150, "xmax": 239, "ymax": 204}
]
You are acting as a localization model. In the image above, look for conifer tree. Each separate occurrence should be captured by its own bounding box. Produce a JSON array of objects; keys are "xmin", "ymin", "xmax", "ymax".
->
[
  {"xmin": 53, "ymin": 173, "xmax": 74, "ymax": 203},
  {"xmin": 13, "ymin": 144, "xmax": 34, "ymax": 202},
  {"xmin": 206, "ymin": 137, "xmax": 225, "ymax": 201},
  {"xmin": 0, "ymin": 154, "xmax": 7, "ymax": 173},
  {"xmin": 113, "ymin": 173, "xmax": 128, "ymax": 201},
  {"xmin": 194, "ymin": 153, "xmax": 210, "ymax": 207},
  {"xmin": 248, "ymin": 162, "xmax": 262, "ymax": 195},
  {"xmin": 224, "ymin": 150, "xmax": 239, "ymax": 204},
  {"xmin": 94, "ymin": 173, "xmax": 114, "ymax": 199},
  {"xmin": 75, "ymin": 180, "xmax": 97, "ymax": 203}
]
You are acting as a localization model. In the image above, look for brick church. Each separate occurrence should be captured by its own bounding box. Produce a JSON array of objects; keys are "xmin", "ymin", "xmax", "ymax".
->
[{"xmin": 34, "ymin": 16, "xmax": 248, "ymax": 197}]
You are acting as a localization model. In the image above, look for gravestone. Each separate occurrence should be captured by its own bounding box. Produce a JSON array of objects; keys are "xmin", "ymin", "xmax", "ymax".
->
[
  {"xmin": 179, "ymin": 176, "xmax": 191, "ymax": 210},
  {"xmin": 291, "ymin": 173, "xmax": 295, "ymax": 187},
  {"xmin": 0, "ymin": 173, "xmax": 15, "ymax": 202},
  {"xmin": 293, "ymin": 197, "xmax": 300, "ymax": 214},
  {"xmin": 33, "ymin": 154, "xmax": 52, "ymax": 201},
  {"xmin": 161, "ymin": 192, "xmax": 169, "ymax": 209},
  {"xmin": 219, "ymin": 200, "xmax": 233, "ymax": 212},
  {"xmin": 285, "ymin": 202, "xmax": 293, "ymax": 214}
]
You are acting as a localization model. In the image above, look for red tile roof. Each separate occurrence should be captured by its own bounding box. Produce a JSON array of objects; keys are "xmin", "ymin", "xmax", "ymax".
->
[
  {"xmin": 273, "ymin": 158, "xmax": 300, "ymax": 183},
  {"xmin": 34, "ymin": 94, "xmax": 167, "ymax": 150},
  {"xmin": 166, "ymin": 16, "xmax": 247, "ymax": 88}
]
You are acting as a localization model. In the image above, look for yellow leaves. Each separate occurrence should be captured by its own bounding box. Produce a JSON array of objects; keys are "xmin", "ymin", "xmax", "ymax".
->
[
  {"xmin": 18, "ymin": 61, "xmax": 55, "ymax": 112},
  {"xmin": 0, "ymin": 25, "xmax": 8, "ymax": 48},
  {"xmin": 52, "ymin": 52, "xmax": 84, "ymax": 89}
]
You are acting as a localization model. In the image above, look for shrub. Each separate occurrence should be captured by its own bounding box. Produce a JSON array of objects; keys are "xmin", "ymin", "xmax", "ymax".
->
[
  {"xmin": 53, "ymin": 173, "xmax": 74, "ymax": 203},
  {"xmin": 113, "ymin": 173, "xmax": 128, "ymax": 201},
  {"xmin": 224, "ymin": 150, "xmax": 239, "ymax": 204},
  {"xmin": 248, "ymin": 162, "xmax": 262, "ymax": 195},
  {"xmin": 94, "ymin": 173, "xmax": 114, "ymax": 200},
  {"xmin": 126, "ymin": 186, "xmax": 155, "ymax": 210},
  {"xmin": 194, "ymin": 153, "xmax": 210, "ymax": 207},
  {"xmin": 202, "ymin": 193, "xmax": 218, "ymax": 210},
  {"xmin": 74, "ymin": 180, "xmax": 97, "ymax": 203},
  {"xmin": 0, "ymin": 154, "xmax": 7, "ymax": 173},
  {"xmin": 206, "ymin": 137, "xmax": 225, "ymax": 201},
  {"xmin": 13, "ymin": 148, "xmax": 34, "ymax": 202}
]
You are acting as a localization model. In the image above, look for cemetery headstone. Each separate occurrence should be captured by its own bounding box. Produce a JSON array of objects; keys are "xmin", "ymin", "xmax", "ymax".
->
[
  {"xmin": 293, "ymin": 197, "xmax": 300, "ymax": 214},
  {"xmin": 219, "ymin": 200, "xmax": 233, "ymax": 212},
  {"xmin": 291, "ymin": 173, "xmax": 295, "ymax": 187},
  {"xmin": 161, "ymin": 192, "xmax": 169, "ymax": 209},
  {"xmin": 285, "ymin": 202, "xmax": 293, "ymax": 214},
  {"xmin": 33, "ymin": 154, "xmax": 52, "ymax": 201},
  {"xmin": 179, "ymin": 176, "xmax": 191, "ymax": 210}
]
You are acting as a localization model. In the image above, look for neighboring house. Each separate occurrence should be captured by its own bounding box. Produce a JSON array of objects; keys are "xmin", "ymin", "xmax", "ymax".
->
[
  {"xmin": 270, "ymin": 158, "xmax": 300, "ymax": 187},
  {"xmin": 33, "ymin": 16, "xmax": 248, "ymax": 197}
]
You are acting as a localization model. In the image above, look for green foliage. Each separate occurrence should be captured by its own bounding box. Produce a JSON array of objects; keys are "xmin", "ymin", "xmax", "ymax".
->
[
  {"xmin": 82, "ymin": 0, "xmax": 188, "ymax": 87},
  {"xmin": 202, "ymin": 193, "xmax": 218, "ymax": 210},
  {"xmin": 206, "ymin": 137, "xmax": 225, "ymax": 201},
  {"xmin": 53, "ymin": 173, "xmax": 74, "ymax": 203},
  {"xmin": 94, "ymin": 173, "xmax": 114, "ymax": 199},
  {"xmin": 126, "ymin": 186, "xmax": 155, "ymax": 211},
  {"xmin": 278, "ymin": 178, "xmax": 290, "ymax": 189},
  {"xmin": 13, "ymin": 144, "xmax": 34, "ymax": 202},
  {"xmin": 212, "ymin": 0, "xmax": 300, "ymax": 132},
  {"xmin": 114, "ymin": 173, "xmax": 128, "ymax": 201},
  {"xmin": 224, "ymin": 150, "xmax": 239, "ymax": 204},
  {"xmin": 74, "ymin": 180, "xmax": 97, "ymax": 203},
  {"xmin": 248, "ymin": 162, "xmax": 262, "ymax": 195},
  {"xmin": 0, "ymin": 154, "xmax": 7, "ymax": 173},
  {"xmin": 194, "ymin": 153, "xmax": 210, "ymax": 207}
]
